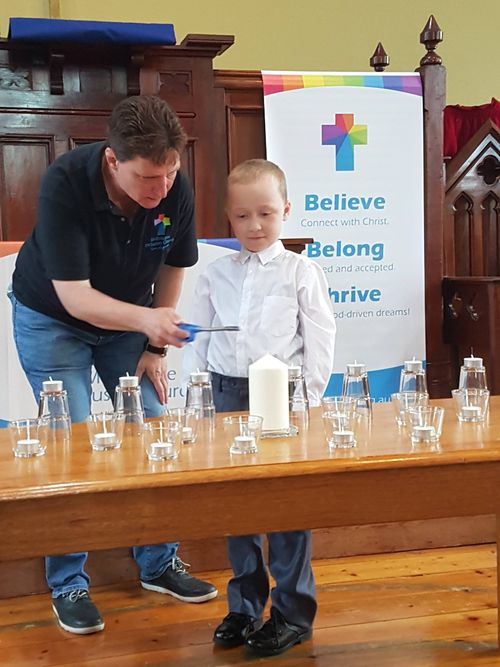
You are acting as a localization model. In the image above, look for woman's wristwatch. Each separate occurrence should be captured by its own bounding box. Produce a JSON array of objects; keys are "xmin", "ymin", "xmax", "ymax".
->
[{"xmin": 145, "ymin": 343, "xmax": 168, "ymax": 357}]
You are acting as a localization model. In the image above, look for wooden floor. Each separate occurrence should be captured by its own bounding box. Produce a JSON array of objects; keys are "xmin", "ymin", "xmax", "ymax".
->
[{"xmin": 0, "ymin": 544, "xmax": 499, "ymax": 666}]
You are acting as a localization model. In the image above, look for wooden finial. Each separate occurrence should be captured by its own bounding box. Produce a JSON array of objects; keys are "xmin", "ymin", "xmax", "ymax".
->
[
  {"xmin": 370, "ymin": 43, "xmax": 390, "ymax": 72},
  {"xmin": 420, "ymin": 15, "xmax": 443, "ymax": 66}
]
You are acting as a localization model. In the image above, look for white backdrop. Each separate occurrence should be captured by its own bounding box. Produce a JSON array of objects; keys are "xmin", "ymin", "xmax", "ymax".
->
[
  {"xmin": 263, "ymin": 71, "xmax": 426, "ymax": 399},
  {"xmin": 0, "ymin": 242, "xmax": 235, "ymax": 424}
]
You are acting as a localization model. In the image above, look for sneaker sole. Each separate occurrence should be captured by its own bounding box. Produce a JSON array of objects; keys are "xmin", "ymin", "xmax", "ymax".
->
[
  {"xmin": 140, "ymin": 581, "xmax": 218, "ymax": 603},
  {"xmin": 52, "ymin": 603, "xmax": 105, "ymax": 635}
]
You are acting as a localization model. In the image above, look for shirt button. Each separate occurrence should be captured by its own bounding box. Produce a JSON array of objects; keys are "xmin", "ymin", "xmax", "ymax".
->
[{"xmin": 121, "ymin": 217, "xmax": 126, "ymax": 222}]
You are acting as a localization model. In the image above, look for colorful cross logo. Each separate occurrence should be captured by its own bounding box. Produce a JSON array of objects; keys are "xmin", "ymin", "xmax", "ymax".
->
[
  {"xmin": 321, "ymin": 113, "xmax": 368, "ymax": 171},
  {"xmin": 154, "ymin": 214, "xmax": 171, "ymax": 235}
]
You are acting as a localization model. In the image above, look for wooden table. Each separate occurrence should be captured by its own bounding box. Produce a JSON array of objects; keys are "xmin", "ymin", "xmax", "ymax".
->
[{"xmin": 2, "ymin": 398, "xmax": 500, "ymax": 638}]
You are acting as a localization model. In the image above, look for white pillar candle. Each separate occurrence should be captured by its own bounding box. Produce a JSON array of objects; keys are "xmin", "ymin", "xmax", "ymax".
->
[{"xmin": 249, "ymin": 354, "xmax": 289, "ymax": 431}]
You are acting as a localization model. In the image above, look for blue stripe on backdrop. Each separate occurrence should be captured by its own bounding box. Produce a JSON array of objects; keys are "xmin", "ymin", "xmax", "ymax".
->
[
  {"xmin": 325, "ymin": 364, "xmax": 423, "ymax": 402},
  {"xmin": 198, "ymin": 238, "xmax": 241, "ymax": 251}
]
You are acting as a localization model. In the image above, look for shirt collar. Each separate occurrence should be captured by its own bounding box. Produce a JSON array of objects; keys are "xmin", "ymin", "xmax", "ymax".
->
[
  {"xmin": 234, "ymin": 240, "xmax": 285, "ymax": 266},
  {"xmin": 87, "ymin": 142, "xmax": 112, "ymax": 212}
]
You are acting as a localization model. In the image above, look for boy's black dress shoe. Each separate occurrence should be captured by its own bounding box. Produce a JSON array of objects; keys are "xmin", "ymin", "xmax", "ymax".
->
[
  {"xmin": 245, "ymin": 608, "xmax": 312, "ymax": 656},
  {"xmin": 213, "ymin": 612, "xmax": 257, "ymax": 647}
]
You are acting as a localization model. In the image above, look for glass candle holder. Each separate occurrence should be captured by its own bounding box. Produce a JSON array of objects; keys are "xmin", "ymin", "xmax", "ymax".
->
[
  {"xmin": 86, "ymin": 412, "xmax": 125, "ymax": 450},
  {"xmin": 451, "ymin": 388, "xmax": 489, "ymax": 423},
  {"xmin": 321, "ymin": 396, "xmax": 356, "ymax": 416},
  {"xmin": 391, "ymin": 392, "xmax": 429, "ymax": 427},
  {"xmin": 408, "ymin": 406, "xmax": 444, "ymax": 446},
  {"xmin": 289, "ymin": 397, "xmax": 310, "ymax": 431},
  {"xmin": 166, "ymin": 407, "xmax": 200, "ymax": 444},
  {"xmin": 322, "ymin": 409, "xmax": 357, "ymax": 449},
  {"xmin": 222, "ymin": 415, "xmax": 263, "ymax": 454},
  {"xmin": 142, "ymin": 421, "xmax": 182, "ymax": 461},
  {"xmin": 9, "ymin": 418, "xmax": 49, "ymax": 458}
]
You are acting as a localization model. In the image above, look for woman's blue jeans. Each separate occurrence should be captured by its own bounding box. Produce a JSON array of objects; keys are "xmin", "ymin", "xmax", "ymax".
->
[{"xmin": 9, "ymin": 293, "xmax": 178, "ymax": 597}]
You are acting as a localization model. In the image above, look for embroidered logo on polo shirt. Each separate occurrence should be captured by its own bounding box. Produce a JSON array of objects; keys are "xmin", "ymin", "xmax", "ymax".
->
[
  {"xmin": 154, "ymin": 214, "xmax": 171, "ymax": 234},
  {"xmin": 146, "ymin": 214, "xmax": 174, "ymax": 252}
]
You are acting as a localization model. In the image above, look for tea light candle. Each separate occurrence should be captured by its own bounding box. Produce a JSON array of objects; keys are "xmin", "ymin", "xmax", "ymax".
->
[
  {"xmin": 182, "ymin": 426, "xmax": 194, "ymax": 443},
  {"xmin": 190, "ymin": 371, "xmax": 210, "ymax": 384},
  {"xmin": 463, "ymin": 356, "xmax": 483, "ymax": 368},
  {"xmin": 92, "ymin": 432, "xmax": 117, "ymax": 449},
  {"xmin": 249, "ymin": 355, "xmax": 289, "ymax": 431},
  {"xmin": 148, "ymin": 440, "xmax": 177, "ymax": 461},
  {"xmin": 231, "ymin": 435, "xmax": 257, "ymax": 454},
  {"xmin": 411, "ymin": 425, "xmax": 436, "ymax": 442},
  {"xmin": 119, "ymin": 375, "xmax": 139, "ymax": 388},
  {"xmin": 42, "ymin": 379, "xmax": 63, "ymax": 392},
  {"xmin": 346, "ymin": 362, "xmax": 365, "ymax": 376},
  {"xmin": 16, "ymin": 438, "xmax": 41, "ymax": 455},
  {"xmin": 330, "ymin": 430, "xmax": 356, "ymax": 448},
  {"xmin": 404, "ymin": 359, "xmax": 423, "ymax": 372},
  {"xmin": 460, "ymin": 405, "xmax": 481, "ymax": 420}
]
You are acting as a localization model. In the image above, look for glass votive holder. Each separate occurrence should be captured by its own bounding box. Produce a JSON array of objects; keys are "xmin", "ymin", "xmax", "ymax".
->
[
  {"xmin": 86, "ymin": 412, "xmax": 125, "ymax": 451},
  {"xmin": 391, "ymin": 392, "xmax": 429, "ymax": 427},
  {"xmin": 321, "ymin": 396, "xmax": 356, "ymax": 416},
  {"xmin": 9, "ymin": 418, "xmax": 49, "ymax": 458},
  {"xmin": 323, "ymin": 409, "xmax": 357, "ymax": 449},
  {"xmin": 451, "ymin": 389, "xmax": 489, "ymax": 423},
  {"xmin": 142, "ymin": 421, "xmax": 182, "ymax": 461},
  {"xmin": 290, "ymin": 397, "xmax": 310, "ymax": 431},
  {"xmin": 408, "ymin": 406, "xmax": 444, "ymax": 445},
  {"xmin": 222, "ymin": 415, "xmax": 263, "ymax": 455},
  {"xmin": 166, "ymin": 407, "xmax": 200, "ymax": 444}
]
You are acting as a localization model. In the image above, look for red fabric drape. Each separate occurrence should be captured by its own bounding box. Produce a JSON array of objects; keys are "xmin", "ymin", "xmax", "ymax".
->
[{"xmin": 444, "ymin": 98, "xmax": 500, "ymax": 158}]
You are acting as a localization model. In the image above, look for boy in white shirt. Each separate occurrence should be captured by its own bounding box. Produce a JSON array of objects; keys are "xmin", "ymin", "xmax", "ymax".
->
[{"xmin": 185, "ymin": 159, "xmax": 335, "ymax": 656}]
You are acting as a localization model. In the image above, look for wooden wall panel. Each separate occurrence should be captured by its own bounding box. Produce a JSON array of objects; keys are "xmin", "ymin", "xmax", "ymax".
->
[
  {"xmin": 0, "ymin": 36, "xmax": 233, "ymax": 241},
  {"xmin": 0, "ymin": 138, "xmax": 52, "ymax": 241},
  {"xmin": 444, "ymin": 121, "xmax": 500, "ymax": 278},
  {"xmin": 0, "ymin": 516, "xmax": 494, "ymax": 599},
  {"xmin": 227, "ymin": 108, "xmax": 266, "ymax": 172}
]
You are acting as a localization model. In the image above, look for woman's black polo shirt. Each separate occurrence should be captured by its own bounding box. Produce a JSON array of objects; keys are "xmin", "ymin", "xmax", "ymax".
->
[{"xmin": 13, "ymin": 141, "xmax": 198, "ymax": 335}]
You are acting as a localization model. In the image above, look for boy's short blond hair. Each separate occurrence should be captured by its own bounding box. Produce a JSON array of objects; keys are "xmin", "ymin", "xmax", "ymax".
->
[{"xmin": 226, "ymin": 159, "xmax": 288, "ymax": 202}]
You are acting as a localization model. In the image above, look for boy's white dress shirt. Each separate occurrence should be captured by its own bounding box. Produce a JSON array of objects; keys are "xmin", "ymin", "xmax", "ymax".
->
[{"xmin": 184, "ymin": 240, "xmax": 336, "ymax": 406}]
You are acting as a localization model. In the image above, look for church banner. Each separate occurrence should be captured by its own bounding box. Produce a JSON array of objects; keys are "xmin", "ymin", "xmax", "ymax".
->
[
  {"xmin": 0, "ymin": 242, "xmax": 236, "ymax": 425},
  {"xmin": 262, "ymin": 71, "xmax": 425, "ymax": 399}
]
